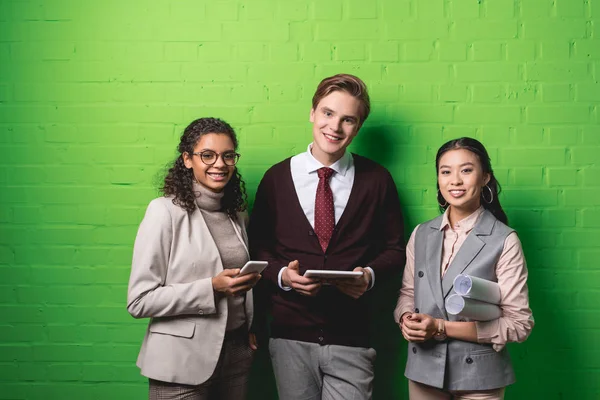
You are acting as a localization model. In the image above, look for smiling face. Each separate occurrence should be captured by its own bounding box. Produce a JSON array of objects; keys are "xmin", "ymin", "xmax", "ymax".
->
[
  {"xmin": 309, "ymin": 90, "xmax": 362, "ymax": 166},
  {"xmin": 183, "ymin": 133, "xmax": 235, "ymax": 193},
  {"xmin": 437, "ymin": 148, "xmax": 491, "ymax": 224}
]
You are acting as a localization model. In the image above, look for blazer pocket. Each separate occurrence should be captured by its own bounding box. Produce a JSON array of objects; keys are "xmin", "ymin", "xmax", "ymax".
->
[
  {"xmin": 149, "ymin": 319, "xmax": 196, "ymax": 338},
  {"xmin": 469, "ymin": 346, "xmax": 496, "ymax": 355}
]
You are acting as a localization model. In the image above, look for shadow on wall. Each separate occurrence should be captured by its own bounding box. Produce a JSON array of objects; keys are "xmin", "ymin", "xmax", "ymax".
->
[
  {"xmin": 353, "ymin": 121, "xmax": 411, "ymax": 399},
  {"xmin": 351, "ymin": 123, "xmax": 408, "ymax": 170},
  {"xmin": 505, "ymin": 209, "xmax": 577, "ymax": 399}
]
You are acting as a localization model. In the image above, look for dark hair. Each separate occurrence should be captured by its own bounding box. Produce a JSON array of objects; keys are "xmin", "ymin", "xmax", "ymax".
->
[
  {"xmin": 312, "ymin": 73, "xmax": 371, "ymax": 125},
  {"xmin": 435, "ymin": 137, "xmax": 508, "ymax": 225},
  {"xmin": 161, "ymin": 118, "xmax": 247, "ymax": 218}
]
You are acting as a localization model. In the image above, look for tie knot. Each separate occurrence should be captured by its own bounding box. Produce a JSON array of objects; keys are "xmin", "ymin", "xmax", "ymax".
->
[{"xmin": 317, "ymin": 167, "xmax": 334, "ymax": 181}]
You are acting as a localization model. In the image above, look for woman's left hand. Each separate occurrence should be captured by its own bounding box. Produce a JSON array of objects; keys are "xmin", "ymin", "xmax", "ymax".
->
[
  {"xmin": 249, "ymin": 333, "xmax": 258, "ymax": 351},
  {"xmin": 402, "ymin": 313, "xmax": 439, "ymax": 342}
]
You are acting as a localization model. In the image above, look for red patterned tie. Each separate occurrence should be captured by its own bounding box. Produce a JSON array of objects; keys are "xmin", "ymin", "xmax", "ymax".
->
[{"xmin": 315, "ymin": 167, "xmax": 335, "ymax": 252}]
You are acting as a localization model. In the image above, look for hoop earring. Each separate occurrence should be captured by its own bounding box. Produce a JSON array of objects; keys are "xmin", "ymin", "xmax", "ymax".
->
[
  {"xmin": 482, "ymin": 185, "xmax": 494, "ymax": 204},
  {"xmin": 437, "ymin": 189, "xmax": 448, "ymax": 207}
]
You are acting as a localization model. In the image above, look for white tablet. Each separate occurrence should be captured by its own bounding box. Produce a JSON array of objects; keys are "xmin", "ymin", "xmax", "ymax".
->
[
  {"xmin": 238, "ymin": 261, "xmax": 268, "ymax": 276},
  {"xmin": 303, "ymin": 270, "xmax": 363, "ymax": 279}
]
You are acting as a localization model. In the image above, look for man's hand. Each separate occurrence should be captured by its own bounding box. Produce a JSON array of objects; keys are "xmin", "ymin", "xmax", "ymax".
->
[
  {"xmin": 282, "ymin": 260, "xmax": 322, "ymax": 296},
  {"xmin": 401, "ymin": 313, "xmax": 438, "ymax": 342},
  {"xmin": 330, "ymin": 267, "xmax": 371, "ymax": 299},
  {"xmin": 212, "ymin": 269, "xmax": 261, "ymax": 297}
]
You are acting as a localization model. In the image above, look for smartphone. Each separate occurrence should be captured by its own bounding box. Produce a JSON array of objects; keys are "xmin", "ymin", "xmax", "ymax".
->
[{"xmin": 238, "ymin": 261, "xmax": 268, "ymax": 276}]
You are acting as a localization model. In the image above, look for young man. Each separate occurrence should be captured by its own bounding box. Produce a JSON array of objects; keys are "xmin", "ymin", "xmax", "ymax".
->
[{"xmin": 249, "ymin": 74, "xmax": 405, "ymax": 400}]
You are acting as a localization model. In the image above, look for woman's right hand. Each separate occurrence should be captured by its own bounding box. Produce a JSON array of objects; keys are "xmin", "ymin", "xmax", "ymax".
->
[
  {"xmin": 400, "ymin": 313, "xmax": 414, "ymax": 341},
  {"xmin": 212, "ymin": 269, "xmax": 261, "ymax": 297}
]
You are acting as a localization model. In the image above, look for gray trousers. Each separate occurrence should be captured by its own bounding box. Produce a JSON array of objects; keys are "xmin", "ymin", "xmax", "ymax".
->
[
  {"xmin": 149, "ymin": 327, "xmax": 254, "ymax": 400},
  {"xmin": 269, "ymin": 338, "xmax": 376, "ymax": 400}
]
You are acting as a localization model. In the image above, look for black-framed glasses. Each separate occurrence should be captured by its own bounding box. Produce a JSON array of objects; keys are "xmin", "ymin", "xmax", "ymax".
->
[{"xmin": 192, "ymin": 150, "xmax": 240, "ymax": 166}]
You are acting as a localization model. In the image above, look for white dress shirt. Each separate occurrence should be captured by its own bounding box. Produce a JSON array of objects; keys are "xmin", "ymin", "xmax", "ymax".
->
[{"xmin": 278, "ymin": 144, "xmax": 375, "ymax": 290}]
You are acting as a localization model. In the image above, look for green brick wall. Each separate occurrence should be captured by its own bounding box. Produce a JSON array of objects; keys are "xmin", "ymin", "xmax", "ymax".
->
[{"xmin": 1, "ymin": 0, "xmax": 598, "ymax": 398}]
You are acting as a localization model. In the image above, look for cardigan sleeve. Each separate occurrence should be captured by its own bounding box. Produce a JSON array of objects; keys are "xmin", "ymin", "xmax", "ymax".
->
[
  {"xmin": 363, "ymin": 170, "xmax": 406, "ymax": 280},
  {"xmin": 126, "ymin": 199, "xmax": 217, "ymax": 319}
]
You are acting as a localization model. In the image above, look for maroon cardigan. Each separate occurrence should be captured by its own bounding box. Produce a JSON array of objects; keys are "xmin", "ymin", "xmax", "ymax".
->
[{"xmin": 249, "ymin": 154, "xmax": 406, "ymax": 348}]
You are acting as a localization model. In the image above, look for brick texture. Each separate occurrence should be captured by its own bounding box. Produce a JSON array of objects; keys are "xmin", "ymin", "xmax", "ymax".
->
[{"xmin": 0, "ymin": 0, "xmax": 598, "ymax": 399}]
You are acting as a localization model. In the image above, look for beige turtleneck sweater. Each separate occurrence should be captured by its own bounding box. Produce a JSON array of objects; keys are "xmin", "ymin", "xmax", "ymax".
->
[{"xmin": 193, "ymin": 182, "xmax": 249, "ymax": 331}]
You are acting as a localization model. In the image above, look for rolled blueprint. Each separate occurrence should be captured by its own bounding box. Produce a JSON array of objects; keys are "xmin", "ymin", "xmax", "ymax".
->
[
  {"xmin": 453, "ymin": 274, "xmax": 502, "ymax": 305},
  {"xmin": 445, "ymin": 294, "xmax": 502, "ymax": 321}
]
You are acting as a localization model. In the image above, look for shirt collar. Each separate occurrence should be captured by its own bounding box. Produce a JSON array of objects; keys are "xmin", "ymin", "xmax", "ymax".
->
[
  {"xmin": 304, "ymin": 143, "xmax": 352, "ymax": 177},
  {"xmin": 439, "ymin": 206, "xmax": 485, "ymax": 233}
]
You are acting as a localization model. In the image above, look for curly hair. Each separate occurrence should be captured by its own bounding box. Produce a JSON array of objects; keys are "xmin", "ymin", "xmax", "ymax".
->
[{"xmin": 161, "ymin": 118, "xmax": 248, "ymax": 218}]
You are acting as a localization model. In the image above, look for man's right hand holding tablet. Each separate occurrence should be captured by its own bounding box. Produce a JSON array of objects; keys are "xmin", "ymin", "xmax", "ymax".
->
[{"xmin": 281, "ymin": 260, "xmax": 322, "ymax": 296}]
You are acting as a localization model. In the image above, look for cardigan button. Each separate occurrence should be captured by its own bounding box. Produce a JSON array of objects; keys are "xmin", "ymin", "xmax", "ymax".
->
[
  {"xmin": 412, "ymin": 347, "xmax": 417, "ymax": 354},
  {"xmin": 198, "ymin": 310, "xmax": 204, "ymax": 315},
  {"xmin": 418, "ymin": 271, "xmax": 424, "ymax": 278},
  {"xmin": 414, "ymin": 308, "xmax": 419, "ymax": 313},
  {"xmin": 466, "ymin": 357, "xmax": 473, "ymax": 364}
]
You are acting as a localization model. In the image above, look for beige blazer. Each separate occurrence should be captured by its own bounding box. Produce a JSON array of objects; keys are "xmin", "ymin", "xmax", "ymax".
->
[{"xmin": 127, "ymin": 196, "xmax": 253, "ymax": 385}]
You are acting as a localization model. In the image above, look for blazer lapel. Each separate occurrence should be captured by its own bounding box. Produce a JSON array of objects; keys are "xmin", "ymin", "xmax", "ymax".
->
[
  {"xmin": 425, "ymin": 223, "xmax": 446, "ymax": 315},
  {"xmin": 441, "ymin": 210, "xmax": 495, "ymax": 298}
]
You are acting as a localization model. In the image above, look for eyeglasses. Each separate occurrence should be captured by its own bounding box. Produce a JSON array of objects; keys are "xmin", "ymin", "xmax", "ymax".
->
[{"xmin": 192, "ymin": 150, "xmax": 240, "ymax": 166}]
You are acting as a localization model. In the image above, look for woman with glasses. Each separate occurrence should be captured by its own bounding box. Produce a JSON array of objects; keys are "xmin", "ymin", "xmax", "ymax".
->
[{"xmin": 127, "ymin": 117, "xmax": 261, "ymax": 400}]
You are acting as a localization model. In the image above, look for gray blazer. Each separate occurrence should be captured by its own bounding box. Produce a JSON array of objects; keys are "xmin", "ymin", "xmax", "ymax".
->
[
  {"xmin": 406, "ymin": 210, "xmax": 515, "ymax": 391},
  {"xmin": 127, "ymin": 196, "xmax": 253, "ymax": 385}
]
